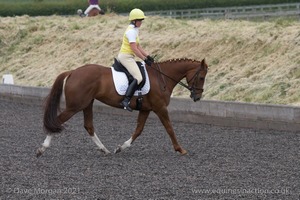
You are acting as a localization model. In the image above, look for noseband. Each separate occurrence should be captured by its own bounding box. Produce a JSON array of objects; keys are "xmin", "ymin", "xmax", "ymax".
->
[
  {"xmin": 186, "ymin": 66, "xmax": 205, "ymax": 94},
  {"xmin": 173, "ymin": 66, "xmax": 206, "ymax": 102}
]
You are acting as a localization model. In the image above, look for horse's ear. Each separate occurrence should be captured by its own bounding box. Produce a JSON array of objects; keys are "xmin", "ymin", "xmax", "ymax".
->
[{"xmin": 201, "ymin": 58, "xmax": 206, "ymax": 65}]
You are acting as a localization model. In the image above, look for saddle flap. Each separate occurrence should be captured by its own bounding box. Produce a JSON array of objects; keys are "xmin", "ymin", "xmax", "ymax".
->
[
  {"xmin": 112, "ymin": 58, "xmax": 146, "ymax": 89},
  {"xmin": 111, "ymin": 64, "xmax": 150, "ymax": 97}
]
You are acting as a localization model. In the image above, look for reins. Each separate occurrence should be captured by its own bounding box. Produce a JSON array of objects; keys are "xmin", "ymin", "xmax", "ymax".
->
[{"xmin": 149, "ymin": 62, "xmax": 204, "ymax": 92}]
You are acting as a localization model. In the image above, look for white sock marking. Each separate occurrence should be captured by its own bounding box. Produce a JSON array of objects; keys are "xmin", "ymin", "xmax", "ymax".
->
[
  {"xmin": 121, "ymin": 137, "xmax": 133, "ymax": 149},
  {"xmin": 42, "ymin": 135, "xmax": 52, "ymax": 148},
  {"xmin": 91, "ymin": 133, "xmax": 110, "ymax": 154}
]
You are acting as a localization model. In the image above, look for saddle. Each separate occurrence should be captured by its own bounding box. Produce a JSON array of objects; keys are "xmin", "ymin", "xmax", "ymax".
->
[{"xmin": 112, "ymin": 58, "xmax": 146, "ymax": 90}]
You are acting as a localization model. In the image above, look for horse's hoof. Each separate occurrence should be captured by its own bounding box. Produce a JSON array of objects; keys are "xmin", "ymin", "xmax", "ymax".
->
[
  {"xmin": 36, "ymin": 148, "xmax": 43, "ymax": 158},
  {"xmin": 114, "ymin": 146, "xmax": 122, "ymax": 154},
  {"xmin": 101, "ymin": 149, "xmax": 111, "ymax": 155},
  {"xmin": 180, "ymin": 149, "xmax": 188, "ymax": 155},
  {"xmin": 176, "ymin": 148, "xmax": 187, "ymax": 155}
]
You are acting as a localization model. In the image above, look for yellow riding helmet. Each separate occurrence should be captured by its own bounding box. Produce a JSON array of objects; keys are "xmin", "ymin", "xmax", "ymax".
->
[{"xmin": 129, "ymin": 8, "xmax": 146, "ymax": 21}]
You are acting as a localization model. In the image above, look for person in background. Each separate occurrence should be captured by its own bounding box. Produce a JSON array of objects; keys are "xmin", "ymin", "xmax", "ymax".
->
[
  {"xmin": 118, "ymin": 8, "xmax": 154, "ymax": 112},
  {"xmin": 81, "ymin": 0, "xmax": 102, "ymax": 17}
]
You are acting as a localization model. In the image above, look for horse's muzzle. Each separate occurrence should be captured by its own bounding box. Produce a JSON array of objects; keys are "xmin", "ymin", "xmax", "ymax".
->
[
  {"xmin": 190, "ymin": 94, "xmax": 201, "ymax": 102},
  {"xmin": 190, "ymin": 88, "xmax": 203, "ymax": 102},
  {"xmin": 193, "ymin": 97, "xmax": 201, "ymax": 102}
]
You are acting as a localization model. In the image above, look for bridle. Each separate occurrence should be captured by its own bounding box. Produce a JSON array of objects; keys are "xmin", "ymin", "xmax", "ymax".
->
[
  {"xmin": 150, "ymin": 63, "xmax": 207, "ymax": 101},
  {"xmin": 186, "ymin": 66, "xmax": 206, "ymax": 101}
]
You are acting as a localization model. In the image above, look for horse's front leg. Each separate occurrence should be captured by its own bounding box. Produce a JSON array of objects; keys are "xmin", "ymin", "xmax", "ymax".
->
[
  {"xmin": 155, "ymin": 107, "xmax": 187, "ymax": 155},
  {"xmin": 115, "ymin": 110, "xmax": 150, "ymax": 153}
]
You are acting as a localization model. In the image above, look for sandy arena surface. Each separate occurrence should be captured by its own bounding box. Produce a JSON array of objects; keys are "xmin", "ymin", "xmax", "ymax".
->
[{"xmin": 0, "ymin": 99, "xmax": 299, "ymax": 199}]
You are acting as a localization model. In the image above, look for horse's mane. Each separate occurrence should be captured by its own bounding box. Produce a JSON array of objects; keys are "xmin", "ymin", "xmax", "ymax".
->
[{"xmin": 157, "ymin": 58, "xmax": 200, "ymax": 64}]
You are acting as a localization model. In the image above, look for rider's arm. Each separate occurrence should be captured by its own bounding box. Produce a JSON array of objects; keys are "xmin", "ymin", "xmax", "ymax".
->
[
  {"xmin": 137, "ymin": 45, "xmax": 149, "ymax": 58},
  {"xmin": 130, "ymin": 42, "xmax": 147, "ymax": 60}
]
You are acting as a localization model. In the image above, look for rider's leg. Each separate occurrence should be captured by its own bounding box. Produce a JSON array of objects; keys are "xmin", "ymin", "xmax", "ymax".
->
[
  {"xmin": 121, "ymin": 79, "xmax": 138, "ymax": 112},
  {"xmin": 84, "ymin": 5, "xmax": 101, "ymax": 16},
  {"xmin": 118, "ymin": 53, "xmax": 143, "ymax": 112}
]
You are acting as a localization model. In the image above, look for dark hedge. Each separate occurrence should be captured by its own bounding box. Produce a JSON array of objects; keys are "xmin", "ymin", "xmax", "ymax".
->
[{"xmin": 0, "ymin": 0, "xmax": 299, "ymax": 17}]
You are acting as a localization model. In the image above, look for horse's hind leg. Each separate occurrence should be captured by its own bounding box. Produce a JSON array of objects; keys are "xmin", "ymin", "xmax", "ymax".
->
[
  {"xmin": 83, "ymin": 100, "xmax": 110, "ymax": 155},
  {"xmin": 115, "ymin": 110, "xmax": 150, "ymax": 153},
  {"xmin": 36, "ymin": 135, "xmax": 52, "ymax": 157},
  {"xmin": 36, "ymin": 109, "xmax": 77, "ymax": 157}
]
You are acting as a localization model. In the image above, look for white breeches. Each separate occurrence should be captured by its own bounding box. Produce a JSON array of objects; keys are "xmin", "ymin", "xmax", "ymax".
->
[{"xmin": 84, "ymin": 5, "xmax": 101, "ymax": 15}]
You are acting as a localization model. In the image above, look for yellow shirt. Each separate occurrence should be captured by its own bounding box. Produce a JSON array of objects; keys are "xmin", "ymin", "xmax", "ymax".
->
[{"xmin": 120, "ymin": 24, "xmax": 140, "ymax": 55}]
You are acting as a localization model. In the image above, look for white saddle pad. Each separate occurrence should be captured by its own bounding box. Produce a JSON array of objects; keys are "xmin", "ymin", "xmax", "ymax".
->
[{"xmin": 111, "ymin": 64, "xmax": 150, "ymax": 96}]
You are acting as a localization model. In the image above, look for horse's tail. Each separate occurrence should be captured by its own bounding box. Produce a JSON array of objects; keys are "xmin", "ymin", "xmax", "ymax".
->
[{"xmin": 43, "ymin": 71, "xmax": 72, "ymax": 134}]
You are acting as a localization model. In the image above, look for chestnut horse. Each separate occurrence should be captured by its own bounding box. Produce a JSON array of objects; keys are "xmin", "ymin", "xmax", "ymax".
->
[
  {"xmin": 36, "ymin": 58, "xmax": 208, "ymax": 157},
  {"xmin": 88, "ymin": 8, "xmax": 105, "ymax": 16}
]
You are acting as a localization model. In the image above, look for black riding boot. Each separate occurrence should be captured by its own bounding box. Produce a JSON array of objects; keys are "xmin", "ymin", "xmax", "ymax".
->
[{"xmin": 121, "ymin": 79, "xmax": 138, "ymax": 112}]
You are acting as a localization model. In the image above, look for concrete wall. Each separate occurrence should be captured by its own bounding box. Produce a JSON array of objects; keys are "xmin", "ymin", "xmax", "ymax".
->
[{"xmin": 0, "ymin": 84, "xmax": 299, "ymax": 132}]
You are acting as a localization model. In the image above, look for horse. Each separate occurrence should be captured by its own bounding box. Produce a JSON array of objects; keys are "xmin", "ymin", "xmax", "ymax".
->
[
  {"xmin": 77, "ymin": 8, "xmax": 104, "ymax": 17},
  {"xmin": 36, "ymin": 58, "xmax": 208, "ymax": 157},
  {"xmin": 88, "ymin": 8, "xmax": 105, "ymax": 16}
]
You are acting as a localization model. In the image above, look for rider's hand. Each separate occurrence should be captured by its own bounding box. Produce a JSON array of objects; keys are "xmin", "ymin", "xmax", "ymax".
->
[
  {"xmin": 146, "ymin": 55, "xmax": 155, "ymax": 63},
  {"xmin": 144, "ymin": 57, "xmax": 153, "ymax": 66}
]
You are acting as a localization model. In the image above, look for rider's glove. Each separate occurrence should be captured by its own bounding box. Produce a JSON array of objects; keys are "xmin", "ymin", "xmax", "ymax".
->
[
  {"xmin": 144, "ymin": 57, "xmax": 153, "ymax": 66},
  {"xmin": 146, "ymin": 55, "xmax": 155, "ymax": 63}
]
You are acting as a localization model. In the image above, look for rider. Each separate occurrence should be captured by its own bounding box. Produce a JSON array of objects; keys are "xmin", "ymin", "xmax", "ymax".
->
[
  {"xmin": 118, "ymin": 8, "xmax": 154, "ymax": 112},
  {"xmin": 82, "ymin": 0, "xmax": 101, "ymax": 17}
]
